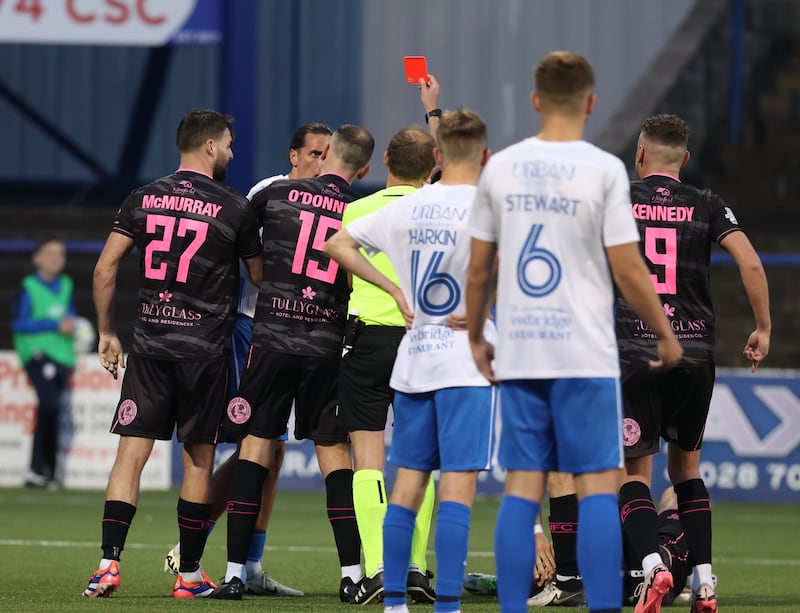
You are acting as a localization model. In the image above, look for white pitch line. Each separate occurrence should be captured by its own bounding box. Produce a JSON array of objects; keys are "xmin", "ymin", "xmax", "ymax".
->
[{"xmin": 1, "ymin": 539, "xmax": 798, "ymax": 566}]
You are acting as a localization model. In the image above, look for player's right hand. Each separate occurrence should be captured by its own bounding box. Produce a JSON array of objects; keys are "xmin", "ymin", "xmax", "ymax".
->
[
  {"xmin": 534, "ymin": 533, "xmax": 555, "ymax": 586},
  {"xmin": 650, "ymin": 335, "xmax": 683, "ymax": 370},
  {"xmin": 389, "ymin": 286, "xmax": 414, "ymax": 329},
  {"xmin": 743, "ymin": 328, "xmax": 770, "ymax": 372},
  {"xmin": 98, "ymin": 333, "xmax": 125, "ymax": 380},
  {"xmin": 420, "ymin": 73, "xmax": 441, "ymax": 111},
  {"xmin": 470, "ymin": 337, "xmax": 497, "ymax": 383}
]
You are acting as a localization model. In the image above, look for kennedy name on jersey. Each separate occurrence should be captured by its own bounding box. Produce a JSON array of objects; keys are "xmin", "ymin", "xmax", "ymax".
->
[
  {"xmin": 141, "ymin": 194, "xmax": 222, "ymax": 218},
  {"xmin": 631, "ymin": 203, "xmax": 694, "ymax": 222}
]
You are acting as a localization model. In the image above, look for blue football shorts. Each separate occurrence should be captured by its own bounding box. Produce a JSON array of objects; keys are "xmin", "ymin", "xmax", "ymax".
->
[
  {"xmin": 498, "ymin": 377, "xmax": 623, "ymax": 473},
  {"xmin": 388, "ymin": 385, "xmax": 496, "ymax": 472}
]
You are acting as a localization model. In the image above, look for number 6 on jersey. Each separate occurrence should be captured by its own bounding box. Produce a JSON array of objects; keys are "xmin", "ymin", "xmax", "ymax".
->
[{"xmin": 517, "ymin": 224, "xmax": 561, "ymax": 297}]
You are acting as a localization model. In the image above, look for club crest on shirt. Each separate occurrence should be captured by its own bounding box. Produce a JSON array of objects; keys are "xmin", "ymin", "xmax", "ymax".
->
[
  {"xmin": 173, "ymin": 180, "xmax": 196, "ymax": 195},
  {"xmin": 227, "ymin": 397, "xmax": 252, "ymax": 425},
  {"xmin": 118, "ymin": 399, "xmax": 138, "ymax": 426},
  {"xmin": 622, "ymin": 418, "xmax": 641, "ymax": 446}
]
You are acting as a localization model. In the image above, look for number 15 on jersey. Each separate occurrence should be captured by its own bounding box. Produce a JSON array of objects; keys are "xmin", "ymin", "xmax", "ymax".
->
[{"xmin": 292, "ymin": 210, "xmax": 341, "ymax": 284}]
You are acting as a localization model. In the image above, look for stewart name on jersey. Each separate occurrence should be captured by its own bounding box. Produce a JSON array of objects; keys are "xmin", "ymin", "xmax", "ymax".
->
[
  {"xmin": 112, "ymin": 170, "xmax": 261, "ymax": 360},
  {"xmin": 615, "ymin": 174, "xmax": 742, "ymax": 369},
  {"xmin": 249, "ymin": 174, "xmax": 359, "ymax": 357}
]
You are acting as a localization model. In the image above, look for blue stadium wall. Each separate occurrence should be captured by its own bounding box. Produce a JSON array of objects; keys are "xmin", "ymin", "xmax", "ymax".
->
[{"xmin": 1, "ymin": 0, "xmax": 695, "ymax": 197}]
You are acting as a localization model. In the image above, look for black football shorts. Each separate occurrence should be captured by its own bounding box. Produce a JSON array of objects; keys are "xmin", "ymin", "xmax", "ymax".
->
[
  {"xmin": 621, "ymin": 364, "xmax": 715, "ymax": 458},
  {"xmin": 111, "ymin": 354, "xmax": 228, "ymax": 444}
]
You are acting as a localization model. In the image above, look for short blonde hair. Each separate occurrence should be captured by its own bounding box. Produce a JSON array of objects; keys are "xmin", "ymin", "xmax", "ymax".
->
[{"xmin": 436, "ymin": 108, "xmax": 487, "ymax": 165}]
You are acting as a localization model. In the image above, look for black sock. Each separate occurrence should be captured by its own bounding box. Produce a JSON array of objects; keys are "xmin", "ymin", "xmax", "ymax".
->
[
  {"xmin": 325, "ymin": 469, "xmax": 361, "ymax": 567},
  {"xmin": 549, "ymin": 493, "xmax": 580, "ymax": 586},
  {"xmin": 41, "ymin": 410, "xmax": 59, "ymax": 479},
  {"xmin": 675, "ymin": 478, "xmax": 712, "ymax": 566},
  {"xmin": 619, "ymin": 481, "xmax": 659, "ymax": 568},
  {"xmin": 177, "ymin": 498, "xmax": 212, "ymax": 573},
  {"xmin": 226, "ymin": 460, "xmax": 267, "ymax": 564},
  {"xmin": 102, "ymin": 500, "xmax": 136, "ymax": 560}
]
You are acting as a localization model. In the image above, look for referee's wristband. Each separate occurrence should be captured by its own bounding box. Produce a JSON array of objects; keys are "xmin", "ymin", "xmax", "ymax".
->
[
  {"xmin": 425, "ymin": 108, "xmax": 442, "ymax": 124},
  {"xmin": 534, "ymin": 523, "xmax": 544, "ymax": 535}
]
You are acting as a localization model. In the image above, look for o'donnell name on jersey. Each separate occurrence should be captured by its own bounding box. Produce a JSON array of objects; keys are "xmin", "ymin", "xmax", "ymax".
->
[{"xmin": 142, "ymin": 194, "xmax": 222, "ymax": 217}]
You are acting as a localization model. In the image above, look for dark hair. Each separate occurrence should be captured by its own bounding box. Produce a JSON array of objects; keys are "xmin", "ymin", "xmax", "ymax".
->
[
  {"xmin": 288, "ymin": 122, "xmax": 333, "ymax": 155},
  {"xmin": 386, "ymin": 126, "xmax": 436, "ymax": 182},
  {"xmin": 176, "ymin": 109, "xmax": 235, "ymax": 152},
  {"xmin": 436, "ymin": 108, "xmax": 487, "ymax": 164},
  {"xmin": 534, "ymin": 51, "xmax": 595, "ymax": 112},
  {"xmin": 641, "ymin": 114, "xmax": 690, "ymax": 148},
  {"xmin": 330, "ymin": 125, "xmax": 375, "ymax": 171}
]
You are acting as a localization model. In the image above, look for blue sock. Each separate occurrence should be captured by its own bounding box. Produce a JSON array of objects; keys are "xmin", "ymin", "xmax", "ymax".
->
[
  {"xmin": 495, "ymin": 495, "xmax": 539, "ymax": 613},
  {"xmin": 247, "ymin": 530, "xmax": 266, "ymax": 562},
  {"xmin": 578, "ymin": 493, "xmax": 622, "ymax": 612},
  {"xmin": 383, "ymin": 503, "xmax": 416, "ymax": 606},
  {"xmin": 434, "ymin": 501, "xmax": 470, "ymax": 612},
  {"xmin": 206, "ymin": 519, "xmax": 216, "ymax": 537}
]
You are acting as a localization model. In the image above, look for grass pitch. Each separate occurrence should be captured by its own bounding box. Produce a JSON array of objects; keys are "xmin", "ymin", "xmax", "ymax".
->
[{"xmin": 0, "ymin": 488, "xmax": 797, "ymax": 611}]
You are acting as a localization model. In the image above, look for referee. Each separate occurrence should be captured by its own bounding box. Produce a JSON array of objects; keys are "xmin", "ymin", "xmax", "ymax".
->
[{"xmin": 339, "ymin": 125, "xmax": 438, "ymax": 605}]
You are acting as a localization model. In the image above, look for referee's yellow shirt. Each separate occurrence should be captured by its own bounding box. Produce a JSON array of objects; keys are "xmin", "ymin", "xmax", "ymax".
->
[{"xmin": 342, "ymin": 185, "xmax": 417, "ymax": 326}]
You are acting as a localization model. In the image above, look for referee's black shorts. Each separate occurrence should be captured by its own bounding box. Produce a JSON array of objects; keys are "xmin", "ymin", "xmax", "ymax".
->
[{"xmin": 338, "ymin": 325, "xmax": 405, "ymax": 432}]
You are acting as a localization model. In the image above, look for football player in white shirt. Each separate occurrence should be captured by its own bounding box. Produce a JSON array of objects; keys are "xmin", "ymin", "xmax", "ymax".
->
[
  {"xmin": 465, "ymin": 51, "xmax": 682, "ymax": 613},
  {"xmin": 325, "ymin": 109, "xmax": 494, "ymax": 613}
]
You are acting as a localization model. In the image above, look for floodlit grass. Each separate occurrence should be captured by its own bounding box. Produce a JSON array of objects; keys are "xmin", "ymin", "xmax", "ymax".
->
[{"xmin": 0, "ymin": 488, "xmax": 797, "ymax": 611}]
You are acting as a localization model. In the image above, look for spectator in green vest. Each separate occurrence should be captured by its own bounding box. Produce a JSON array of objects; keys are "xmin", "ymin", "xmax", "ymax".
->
[{"xmin": 11, "ymin": 237, "xmax": 76, "ymax": 488}]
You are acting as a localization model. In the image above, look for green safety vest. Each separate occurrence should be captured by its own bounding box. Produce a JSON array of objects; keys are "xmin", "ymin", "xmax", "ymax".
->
[{"xmin": 13, "ymin": 274, "xmax": 76, "ymax": 367}]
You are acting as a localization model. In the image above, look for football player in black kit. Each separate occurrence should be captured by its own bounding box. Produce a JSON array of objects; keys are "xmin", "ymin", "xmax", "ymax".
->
[
  {"xmin": 83, "ymin": 110, "xmax": 263, "ymax": 599},
  {"xmin": 616, "ymin": 114, "xmax": 770, "ymax": 613},
  {"xmin": 211, "ymin": 125, "xmax": 374, "ymax": 600}
]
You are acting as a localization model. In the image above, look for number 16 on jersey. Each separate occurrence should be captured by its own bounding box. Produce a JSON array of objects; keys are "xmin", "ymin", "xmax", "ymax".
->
[{"xmin": 411, "ymin": 250, "xmax": 461, "ymax": 316}]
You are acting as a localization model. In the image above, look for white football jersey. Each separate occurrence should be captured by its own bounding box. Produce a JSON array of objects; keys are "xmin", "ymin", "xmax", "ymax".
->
[
  {"xmin": 347, "ymin": 182, "xmax": 494, "ymax": 393},
  {"xmin": 237, "ymin": 173, "xmax": 288, "ymax": 317},
  {"xmin": 468, "ymin": 137, "xmax": 639, "ymax": 380}
]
